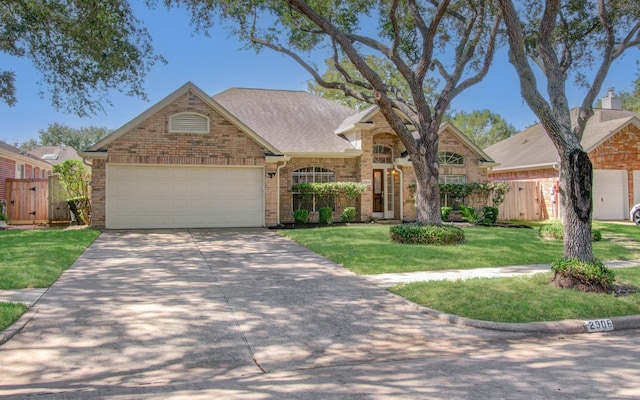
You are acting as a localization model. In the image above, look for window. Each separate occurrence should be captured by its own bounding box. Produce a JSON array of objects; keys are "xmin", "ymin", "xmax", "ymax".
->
[
  {"xmin": 373, "ymin": 144, "xmax": 393, "ymax": 164},
  {"xmin": 292, "ymin": 167, "xmax": 336, "ymax": 211},
  {"xmin": 169, "ymin": 112, "xmax": 209, "ymax": 134},
  {"xmin": 439, "ymin": 151, "xmax": 464, "ymax": 165},
  {"xmin": 15, "ymin": 163, "xmax": 25, "ymax": 179},
  {"xmin": 439, "ymin": 175, "xmax": 466, "ymax": 184}
]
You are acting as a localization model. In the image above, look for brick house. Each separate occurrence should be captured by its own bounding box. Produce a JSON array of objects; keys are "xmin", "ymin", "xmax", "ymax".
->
[
  {"xmin": 0, "ymin": 140, "xmax": 53, "ymax": 211},
  {"xmin": 485, "ymin": 89, "xmax": 640, "ymax": 220},
  {"xmin": 80, "ymin": 82, "xmax": 496, "ymax": 229}
]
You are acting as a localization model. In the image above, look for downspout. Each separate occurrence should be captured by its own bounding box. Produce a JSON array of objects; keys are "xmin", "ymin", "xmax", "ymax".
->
[
  {"xmin": 394, "ymin": 163, "xmax": 404, "ymax": 221},
  {"xmin": 276, "ymin": 160, "xmax": 288, "ymax": 225}
]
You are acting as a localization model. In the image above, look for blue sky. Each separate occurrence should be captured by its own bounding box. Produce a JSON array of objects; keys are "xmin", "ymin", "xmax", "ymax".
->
[{"xmin": 0, "ymin": 4, "xmax": 638, "ymax": 145}]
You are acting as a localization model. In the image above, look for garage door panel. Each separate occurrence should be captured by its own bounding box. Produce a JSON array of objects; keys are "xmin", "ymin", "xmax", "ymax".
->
[
  {"xmin": 593, "ymin": 170, "xmax": 627, "ymax": 220},
  {"xmin": 106, "ymin": 165, "xmax": 264, "ymax": 229}
]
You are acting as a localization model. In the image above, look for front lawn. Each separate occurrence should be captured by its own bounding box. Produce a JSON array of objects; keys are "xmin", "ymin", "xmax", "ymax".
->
[
  {"xmin": 0, "ymin": 303, "xmax": 28, "ymax": 332},
  {"xmin": 280, "ymin": 223, "xmax": 639, "ymax": 275},
  {"xmin": 391, "ymin": 267, "xmax": 640, "ymax": 323},
  {"xmin": 0, "ymin": 228, "xmax": 100, "ymax": 289}
]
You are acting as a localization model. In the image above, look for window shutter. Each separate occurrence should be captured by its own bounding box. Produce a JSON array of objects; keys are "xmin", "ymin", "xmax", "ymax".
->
[{"xmin": 170, "ymin": 113, "xmax": 209, "ymax": 133}]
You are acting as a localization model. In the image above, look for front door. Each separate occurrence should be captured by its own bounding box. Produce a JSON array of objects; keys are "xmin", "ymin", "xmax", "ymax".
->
[{"xmin": 372, "ymin": 168, "xmax": 394, "ymax": 219}]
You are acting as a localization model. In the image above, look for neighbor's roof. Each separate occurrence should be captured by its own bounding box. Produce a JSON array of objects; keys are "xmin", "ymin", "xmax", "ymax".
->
[
  {"xmin": 484, "ymin": 108, "xmax": 640, "ymax": 172},
  {"xmin": 28, "ymin": 146, "xmax": 81, "ymax": 166},
  {"xmin": 0, "ymin": 140, "xmax": 52, "ymax": 168},
  {"xmin": 214, "ymin": 88, "xmax": 358, "ymax": 154}
]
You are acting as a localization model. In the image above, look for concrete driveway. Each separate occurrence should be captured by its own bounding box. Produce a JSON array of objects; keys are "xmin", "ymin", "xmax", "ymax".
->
[{"xmin": 1, "ymin": 228, "xmax": 639, "ymax": 399}]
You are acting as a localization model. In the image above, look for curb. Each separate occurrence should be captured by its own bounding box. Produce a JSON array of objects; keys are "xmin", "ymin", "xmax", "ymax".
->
[
  {"xmin": 388, "ymin": 291, "xmax": 640, "ymax": 334},
  {"xmin": 0, "ymin": 307, "xmax": 38, "ymax": 346}
]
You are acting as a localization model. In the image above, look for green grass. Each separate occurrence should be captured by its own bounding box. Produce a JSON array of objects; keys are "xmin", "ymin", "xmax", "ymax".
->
[
  {"xmin": 390, "ymin": 268, "xmax": 640, "ymax": 323},
  {"xmin": 280, "ymin": 223, "xmax": 639, "ymax": 275},
  {"xmin": 0, "ymin": 228, "xmax": 100, "ymax": 289},
  {"xmin": 0, "ymin": 303, "xmax": 28, "ymax": 331}
]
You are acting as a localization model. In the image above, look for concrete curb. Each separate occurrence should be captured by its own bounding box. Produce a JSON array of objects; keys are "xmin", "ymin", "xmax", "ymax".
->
[{"xmin": 0, "ymin": 307, "xmax": 38, "ymax": 346}]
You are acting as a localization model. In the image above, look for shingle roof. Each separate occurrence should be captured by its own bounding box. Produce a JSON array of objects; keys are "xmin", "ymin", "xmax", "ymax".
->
[
  {"xmin": 484, "ymin": 108, "xmax": 640, "ymax": 172},
  {"xmin": 0, "ymin": 140, "xmax": 47, "ymax": 164},
  {"xmin": 28, "ymin": 146, "xmax": 81, "ymax": 166},
  {"xmin": 213, "ymin": 88, "xmax": 358, "ymax": 153}
]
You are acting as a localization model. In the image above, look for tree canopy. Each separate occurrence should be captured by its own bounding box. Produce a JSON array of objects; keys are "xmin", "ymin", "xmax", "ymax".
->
[
  {"xmin": 15, "ymin": 123, "xmax": 112, "ymax": 151},
  {"xmin": 447, "ymin": 109, "xmax": 517, "ymax": 148},
  {"xmin": 1, "ymin": 0, "xmax": 164, "ymax": 115},
  {"xmin": 618, "ymin": 76, "xmax": 640, "ymax": 112}
]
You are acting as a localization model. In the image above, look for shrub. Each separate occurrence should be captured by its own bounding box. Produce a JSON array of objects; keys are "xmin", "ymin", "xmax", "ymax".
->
[
  {"xmin": 459, "ymin": 205, "xmax": 497, "ymax": 226},
  {"xmin": 539, "ymin": 223, "xmax": 602, "ymax": 241},
  {"xmin": 319, "ymin": 207, "xmax": 333, "ymax": 224},
  {"xmin": 293, "ymin": 209, "xmax": 308, "ymax": 224},
  {"xmin": 440, "ymin": 206, "xmax": 452, "ymax": 221},
  {"xmin": 389, "ymin": 224, "xmax": 465, "ymax": 245},
  {"xmin": 551, "ymin": 258, "xmax": 615, "ymax": 291},
  {"xmin": 341, "ymin": 207, "xmax": 357, "ymax": 223}
]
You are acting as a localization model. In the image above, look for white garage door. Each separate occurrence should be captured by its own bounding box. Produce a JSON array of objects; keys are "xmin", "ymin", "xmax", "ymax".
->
[
  {"xmin": 592, "ymin": 170, "xmax": 627, "ymax": 220},
  {"xmin": 634, "ymin": 170, "xmax": 640, "ymax": 205},
  {"xmin": 106, "ymin": 165, "xmax": 264, "ymax": 229}
]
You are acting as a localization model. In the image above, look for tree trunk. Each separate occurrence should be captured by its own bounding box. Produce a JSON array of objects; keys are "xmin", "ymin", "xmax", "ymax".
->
[
  {"xmin": 412, "ymin": 148, "xmax": 443, "ymax": 226},
  {"xmin": 559, "ymin": 148, "xmax": 594, "ymax": 261}
]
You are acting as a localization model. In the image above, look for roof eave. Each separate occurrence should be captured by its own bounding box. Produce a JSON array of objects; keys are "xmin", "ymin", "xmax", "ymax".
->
[{"xmin": 283, "ymin": 149, "xmax": 362, "ymax": 158}]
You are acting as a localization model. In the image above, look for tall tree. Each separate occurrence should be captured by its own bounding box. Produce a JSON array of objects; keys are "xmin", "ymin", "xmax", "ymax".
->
[
  {"xmin": 37, "ymin": 123, "xmax": 112, "ymax": 151},
  {"xmin": 496, "ymin": 0, "xmax": 640, "ymax": 262},
  {"xmin": 618, "ymin": 75, "xmax": 640, "ymax": 112},
  {"xmin": 1, "ymin": 0, "xmax": 163, "ymax": 115},
  {"xmin": 448, "ymin": 109, "xmax": 517, "ymax": 148},
  {"xmin": 163, "ymin": 0, "xmax": 501, "ymax": 225}
]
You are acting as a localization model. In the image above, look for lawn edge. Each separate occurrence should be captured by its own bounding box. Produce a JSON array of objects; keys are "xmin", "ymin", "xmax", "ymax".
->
[{"xmin": 0, "ymin": 307, "xmax": 38, "ymax": 346}]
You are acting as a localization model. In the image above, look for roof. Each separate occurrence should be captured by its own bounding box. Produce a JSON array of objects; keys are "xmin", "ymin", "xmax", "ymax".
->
[
  {"xmin": 84, "ymin": 82, "xmax": 282, "ymax": 156},
  {"xmin": 0, "ymin": 140, "xmax": 52, "ymax": 168},
  {"xmin": 485, "ymin": 108, "xmax": 640, "ymax": 172},
  {"xmin": 28, "ymin": 146, "xmax": 81, "ymax": 166},
  {"xmin": 213, "ymin": 88, "xmax": 358, "ymax": 153}
]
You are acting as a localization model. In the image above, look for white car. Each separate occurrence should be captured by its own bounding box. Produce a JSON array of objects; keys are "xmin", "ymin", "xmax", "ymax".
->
[{"xmin": 631, "ymin": 204, "xmax": 640, "ymax": 225}]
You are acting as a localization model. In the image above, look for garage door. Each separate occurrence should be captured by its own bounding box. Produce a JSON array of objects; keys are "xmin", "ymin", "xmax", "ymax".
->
[
  {"xmin": 106, "ymin": 165, "xmax": 264, "ymax": 229},
  {"xmin": 592, "ymin": 170, "xmax": 627, "ymax": 220}
]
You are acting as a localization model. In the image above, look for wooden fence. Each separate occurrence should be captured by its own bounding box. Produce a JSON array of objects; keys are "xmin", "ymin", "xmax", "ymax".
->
[
  {"xmin": 6, "ymin": 176, "xmax": 70, "ymax": 225},
  {"xmin": 497, "ymin": 180, "xmax": 543, "ymax": 221}
]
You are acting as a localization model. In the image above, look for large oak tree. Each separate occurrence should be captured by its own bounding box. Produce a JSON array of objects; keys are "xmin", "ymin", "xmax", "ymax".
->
[
  {"xmin": 165, "ymin": 0, "xmax": 501, "ymax": 225},
  {"xmin": 496, "ymin": 0, "xmax": 640, "ymax": 262}
]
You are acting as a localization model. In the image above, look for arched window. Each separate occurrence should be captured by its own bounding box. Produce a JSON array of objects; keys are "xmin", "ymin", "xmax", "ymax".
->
[
  {"xmin": 169, "ymin": 112, "xmax": 210, "ymax": 134},
  {"xmin": 438, "ymin": 151, "xmax": 464, "ymax": 165},
  {"xmin": 373, "ymin": 144, "xmax": 393, "ymax": 163},
  {"xmin": 292, "ymin": 167, "xmax": 336, "ymax": 211}
]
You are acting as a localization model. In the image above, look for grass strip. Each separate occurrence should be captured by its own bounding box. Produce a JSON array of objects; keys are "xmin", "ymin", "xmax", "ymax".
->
[
  {"xmin": 0, "ymin": 303, "xmax": 28, "ymax": 332},
  {"xmin": 390, "ymin": 268, "xmax": 640, "ymax": 323}
]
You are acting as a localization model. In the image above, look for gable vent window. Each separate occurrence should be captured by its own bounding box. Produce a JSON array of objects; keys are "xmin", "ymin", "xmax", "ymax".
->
[
  {"xmin": 438, "ymin": 151, "xmax": 464, "ymax": 165},
  {"xmin": 169, "ymin": 112, "xmax": 210, "ymax": 134}
]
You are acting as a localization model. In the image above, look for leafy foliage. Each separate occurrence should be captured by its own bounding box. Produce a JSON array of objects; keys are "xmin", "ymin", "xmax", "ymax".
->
[
  {"xmin": 440, "ymin": 206, "xmax": 452, "ymax": 222},
  {"xmin": 293, "ymin": 209, "xmax": 309, "ymax": 224},
  {"xmin": 459, "ymin": 205, "xmax": 498, "ymax": 226},
  {"xmin": 52, "ymin": 160, "xmax": 91, "ymax": 224},
  {"xmin": 551, "ymin": 259, "xmax": 615, "ymax": 291},
  {"xmin": 291, "ymin": 181, "xmax": 367, "ymax": 207},
  {"xmin": 1, "ymin": 0, "xmax": 163, "ymax": 115},
  {"xmin": 341, "ymin": 206, "xmax": 357, "ymax": 223},
  {"xmin": 446, "ymin": 109, "xmax": 517, "ymax": 148},
  {"xmin": 540, "ymin": 222, "xmax": 602, "ymax": 242},
  {"xmin": 617, "ymin": 76, "xmax": 640, "ymax": 113},
  {"xmin": 319, "ymin": 207, "xmax": 333, "ymax": 224},
  {"xmin": 410, "ymin": 182, "xmax": 510, "ymax": 207},
  {"xmin": 389, "ymin": 224, "xmax": 465, "ymax": 245}
]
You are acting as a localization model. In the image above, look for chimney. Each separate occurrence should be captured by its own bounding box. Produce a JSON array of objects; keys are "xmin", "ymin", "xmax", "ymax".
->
[{"xmin": 601, "ymin": 87, "xmax": 622, "ymax": 110}]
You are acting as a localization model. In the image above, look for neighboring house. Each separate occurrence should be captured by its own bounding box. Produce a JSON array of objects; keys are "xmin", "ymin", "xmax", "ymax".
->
[
  {"xmin": 28, "ymin": 146, "xmax": 81, "ymax": 166},
  {"xmin": 80, "ymin": 82, "xmax": 496, "ymax": 229},
  {"xmin": 485, "ymin": 89, "xmax": 640, "ymax": 221},
  {"xmin": 0, "ymin": 140, "xmax": 53, "ymax": 206}
]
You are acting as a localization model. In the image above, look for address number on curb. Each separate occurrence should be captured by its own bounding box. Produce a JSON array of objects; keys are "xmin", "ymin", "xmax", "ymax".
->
[{"xmin": 584, "ymin": 319, "xmax": 614, "ymax": 332}]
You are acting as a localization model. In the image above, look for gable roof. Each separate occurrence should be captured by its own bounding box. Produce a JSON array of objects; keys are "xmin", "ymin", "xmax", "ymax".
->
[
  {"xmin": 84, "ymin": 82, "xmax": 282, "ymax": 156},
  {"xmin": 213, "ymin": 88, "xmax": 358, "ymax": 154},
  {"xmin": 28, "ymin": 146, "xmax": 81, "ymax": 166},
  {"xmin": 0, "ymin": 140, "xmax": 52, "ymax": 169},
  {"xmin": 485, "ymin": 108, "xmax": 640, "ymax": 172}
]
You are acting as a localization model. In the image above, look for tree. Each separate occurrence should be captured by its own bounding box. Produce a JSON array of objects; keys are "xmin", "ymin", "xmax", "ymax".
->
[
  {"xmin": 37, "ymin": 123, "xmax": 112, "ymax": 151},
  {"xmin": 53, "ymin": 159, "xmax": 91, "ymax": 225},
  {"xmin": 163, "ymin": 0, "xmax": 502, "ymax": 225},
  {"xmin": 308, "ymin": 55, "xmax": 438, "ymax": 110},
  {"xmin": 496, "ymin": 0, "xmax": 640, "ymax": 263},
  {"xmin": 448, "ymin": 109, "xmax": 517, "ymax": 148},
  {"xmin": 1, "ymin": 0, "xmax": 163, "ymax": 115},
  {"xmin": 618, "ymin": 75, "xmax": 640, "ymax": 112}
]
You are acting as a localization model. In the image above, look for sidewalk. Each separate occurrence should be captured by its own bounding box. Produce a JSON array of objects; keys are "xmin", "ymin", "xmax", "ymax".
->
[
  {"xmin": 362, "ymin": 260, "xmax": 640, "ymax": 288},
  {"xmin": 0, "ymin": 288, "xmax": 47, "ymax": 306}
]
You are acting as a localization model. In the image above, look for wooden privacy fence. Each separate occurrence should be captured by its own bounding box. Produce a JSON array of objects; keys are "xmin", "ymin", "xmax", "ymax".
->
[
  {"xmin": 6, "ymin": 176, "xmax": 70, "ymax": 225},
  {"xmin": 497, "ymin": 181, "xmax": 543, "ymax": 221}
]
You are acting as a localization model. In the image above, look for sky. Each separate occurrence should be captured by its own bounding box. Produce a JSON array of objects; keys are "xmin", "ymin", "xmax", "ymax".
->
[{"xmin": 1, "ymin": 4, "xmax": 638, "ymax": 146}]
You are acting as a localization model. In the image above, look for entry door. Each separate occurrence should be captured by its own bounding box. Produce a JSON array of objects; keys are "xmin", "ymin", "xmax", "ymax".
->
[{"xmin": 372, "ymin": 168, "xmax": 395, "ymax": 219}]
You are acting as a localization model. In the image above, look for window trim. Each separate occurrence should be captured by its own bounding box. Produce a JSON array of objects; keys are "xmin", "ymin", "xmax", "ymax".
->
[
  {"xmin": 169, "ymin": 112, "xmax": 210, "ymax": 134},
  {"xmin": 373, "ymin": 144, "xmax": 394, "ymax": 164}
]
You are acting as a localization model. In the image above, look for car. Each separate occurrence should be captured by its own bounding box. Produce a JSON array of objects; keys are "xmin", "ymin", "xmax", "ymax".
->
[{"xmin": 631, "ymin": 203, "xmax": 640, "ymax": 225}]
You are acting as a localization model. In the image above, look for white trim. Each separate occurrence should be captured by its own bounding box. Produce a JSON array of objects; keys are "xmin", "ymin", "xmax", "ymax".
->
[
  {"xmin": 490, "ymin": 162, "xmax": 559, "ymax": 174},
  {"xmin": 283, "ymin": 150, "xmax": 362, "ymax": 158}
]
